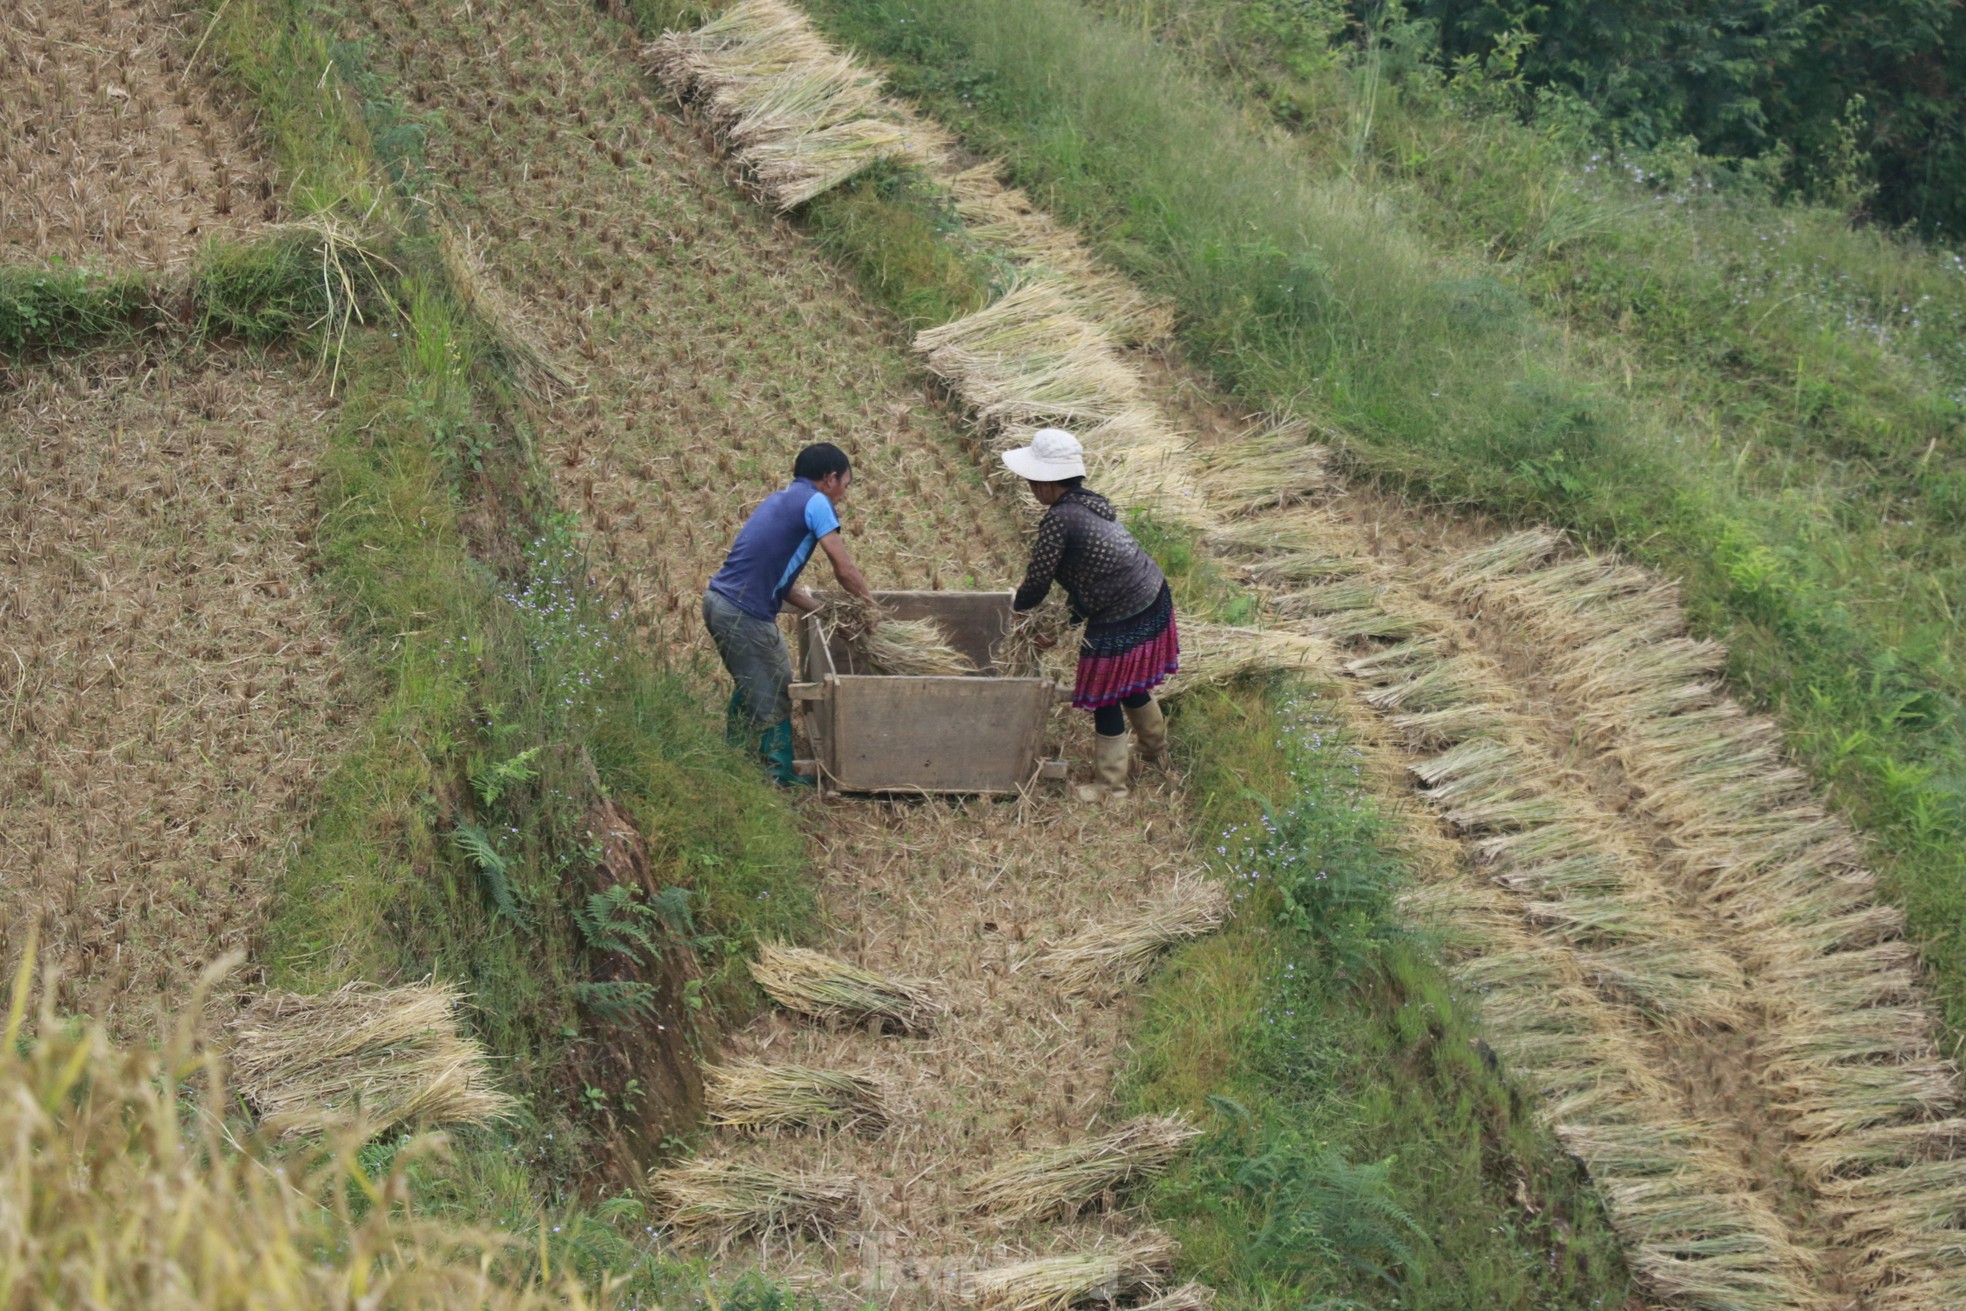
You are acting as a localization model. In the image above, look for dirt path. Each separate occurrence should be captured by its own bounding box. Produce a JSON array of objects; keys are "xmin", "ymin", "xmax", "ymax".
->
[{"xmin": 0, "ymin": 350, "xmax": 358, "ymax": 1028}]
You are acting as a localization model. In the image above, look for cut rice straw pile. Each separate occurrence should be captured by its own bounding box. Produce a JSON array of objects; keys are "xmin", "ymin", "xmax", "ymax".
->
[
  {"xmin": 1199, "ymin": 415, "xmax": 1335, "ymax": 517},
  {"xmin": 1158, "ymin": 623, "xmax": 1330, "ymax": 698},
  {"xmin": 1033, "ymin": 877, "xmax": 1230, "ymax": 991},
  {"xmin": 944, "ymin": 163, "xmax": 1176, "ymax": 347},
  {"xmin": 647, "ymin": 1157, "xmax": 859, "ymax": 1243},
  {"xmin": 226, "ymin": 980, "xmax": 514, "ymax": 1138},
  {"xmin": 436, "ymin": 224, "xmax": 572, "ymax": 397},
  {"xmin": 997, "ymin": 603, "xmax": 1073, "ymax": 680},
  {"xmin": 967, "ymin": 1115, "xmax": 1201, "ymax": 1221},
  {"xmin": 703, "ymin": 1061, "xmax": 891, "ymax": 1134},
  {"xmin": 1130, "ymin": 1284, "xmax": 1216, "ymax": 1311},
  {"xmin": 962, "ymin": 1232, "xmax": 1178, "ymax": 1311},
  {"xmin": 648, "ymin": 0, "xmax": 933, "ymax": 210},
  {"xmin": 750, "ymin": 942, "xmax": 946, "ymax": 1033},
  {"xmin": 915, "ymin": 281, "xmax": 1147, "ymax": 428},
  {"xmin": 833, "ymin": 596, "xmax": 977, "ymax": 676}
]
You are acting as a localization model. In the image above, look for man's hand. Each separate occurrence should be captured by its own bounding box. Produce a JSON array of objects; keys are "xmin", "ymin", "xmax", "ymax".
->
[
  {"xmin": 818, "ymin": 532, "xmax": 876, "ymax": 605},
  {"xmin": 786, "ymin": 586, "xmax": 823, "ymax": 616}
]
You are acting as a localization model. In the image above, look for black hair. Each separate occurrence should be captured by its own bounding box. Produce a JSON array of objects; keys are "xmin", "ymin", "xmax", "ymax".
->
[
  {"xmin": 794, "ymin": 442, "xmax": 851, "ymax": 482},
  {"xmin": 1055, "ymin": 475, "xmax": 1086, "ymax": 490}
]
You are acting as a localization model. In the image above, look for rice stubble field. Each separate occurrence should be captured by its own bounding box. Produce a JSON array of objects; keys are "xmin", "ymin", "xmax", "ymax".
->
[
  {"xmin": 1, "ymin": 350, "xmax": 358, "ymax": 1029},
  {"xmin": 1, "ymin": 0, "xmax": 277, "ymax": 267}
]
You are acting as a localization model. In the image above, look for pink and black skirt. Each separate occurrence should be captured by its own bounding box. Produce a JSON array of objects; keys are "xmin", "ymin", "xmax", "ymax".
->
[{"xmin": 1072, "ymin": 583, "xmax": 1180, "ymax": 710}]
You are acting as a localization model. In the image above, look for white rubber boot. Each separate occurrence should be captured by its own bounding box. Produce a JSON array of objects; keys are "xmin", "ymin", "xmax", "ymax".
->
[
  {"xmin": 1077, "ymin": 732, "xmax": 1133, "ymax": 802},
  {"xmin": 1124, "ymin": 698, "xmax": 1169, "ymax": 767}
]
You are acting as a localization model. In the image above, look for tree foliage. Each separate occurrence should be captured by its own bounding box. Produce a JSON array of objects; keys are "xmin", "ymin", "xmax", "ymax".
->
[{"xmin": 1389, "ymin": 0, "xmax": 1966, "ymax": 236}]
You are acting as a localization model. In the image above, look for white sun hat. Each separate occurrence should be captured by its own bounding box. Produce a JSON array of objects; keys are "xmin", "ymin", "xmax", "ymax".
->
[{"xmin": 1001, "ymin": 427, "xmax": 1087, "ymax": 482}]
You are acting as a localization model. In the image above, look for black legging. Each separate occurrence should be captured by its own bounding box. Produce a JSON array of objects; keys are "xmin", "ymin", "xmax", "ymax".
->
[{"xmin": 1093, "ymin": 690, "xmax": 1153, "ymax": 738}]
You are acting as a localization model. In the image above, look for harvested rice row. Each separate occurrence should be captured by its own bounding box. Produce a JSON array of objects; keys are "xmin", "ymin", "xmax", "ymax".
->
[
  {"xmin": 1435, "ymin": 532, "xmax": 1966, "ymax": 1307},
  {"xmin": 1197, "ymin": 508, "xmax": 1845, "ymax": 1305},
  {"xmin": 646, "ymin": 0, "xmax": 937, "ymax": 209},
  {"xmin": 1399, "ymin": 880, "xmax": 1820, "ymax": 1311},
  {"xmin": 1311, "ymin": 615, "xmax": 1752, "ymax": 1027}
]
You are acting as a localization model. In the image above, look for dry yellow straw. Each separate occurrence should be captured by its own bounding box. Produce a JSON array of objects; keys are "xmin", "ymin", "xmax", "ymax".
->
[
  {"xmin": 703, "ymin": 1061, "xmax": 891, "ymax": 1134},
  {"xmin": 226, "ymin": 980, "xmax": 515, "ymax": 1138},
  {"xmin": 961, "ymin": 1233, "xmax": 1177, "ymax": 1311},
  {"xmin": 967, "ymin": 1116, "xmax": 1201, "ymax": 1220},
  {"xmin": 1034, "ymin": 877, "xmax": 1230, "ymax": 990},
  {"xmin": 749, "ymin": 942, "xmax": 946, "ymax": 1033},
  {"xmin": 647, "ymin": 1156, "xmax": 859, "ymax": 1242}
]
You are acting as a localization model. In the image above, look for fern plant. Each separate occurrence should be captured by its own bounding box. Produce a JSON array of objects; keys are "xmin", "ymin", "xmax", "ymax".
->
[
  {"xmin": 1235, "ymin": 1135, "xmax": 1428, "ymax": 1290},
  {"xmin": 572, "ymin": 885, "xmax": 701, "ymax": 963},
  {"xmin": 570, "ymin": 980, "xmax": 661, "ymax": 1023},
  {"xmin": 470, "ymin": 746, "xmax": 542, "ymax": 807},
  {"xmin": 451, "ymin": 821, "xmax": 529, "ymax": 925}
]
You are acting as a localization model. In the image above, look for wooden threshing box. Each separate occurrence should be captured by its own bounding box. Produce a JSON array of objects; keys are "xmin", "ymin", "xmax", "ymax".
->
[{"xmin": 793, "ymin": 591, "xmax": 1061, "ymax": 795}]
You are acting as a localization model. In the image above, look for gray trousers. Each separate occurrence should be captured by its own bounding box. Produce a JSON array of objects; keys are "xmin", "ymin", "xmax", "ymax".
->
[{"xmin": 703, "ymin": 588, "xmax": 793, "ymax": 728}]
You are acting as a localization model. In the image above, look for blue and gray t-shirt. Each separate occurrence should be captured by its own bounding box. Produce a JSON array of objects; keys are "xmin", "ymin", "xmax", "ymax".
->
[{"xmin": 707, "ymin": 478, "xmax": 842, "ymax": 621}]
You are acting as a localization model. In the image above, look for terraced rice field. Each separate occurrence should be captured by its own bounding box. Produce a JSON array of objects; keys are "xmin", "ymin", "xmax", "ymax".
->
[
  {"xmin": 630, "ymin": 8, "xmax": 1966, "ymax": 1308},
  {"xmin": 0, "ymin": 350, "xmax": 356, "ymax": 1028},
  {"xmin": 337, "ymin": 0, "xmax": 1023, "ymax": 663},
  {"xmin": 328, "ymin": 0, "xmax": 1201, "ymax": 1295},
  {"xmin": 0, "ymin": 0, "xmax": 276, "ymax": 266}
]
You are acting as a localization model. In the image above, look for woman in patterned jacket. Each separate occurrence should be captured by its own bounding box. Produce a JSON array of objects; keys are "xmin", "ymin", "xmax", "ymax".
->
[{"xmin": 1004, "ymin": 428, "xmax": 1179, "ymax": 798}]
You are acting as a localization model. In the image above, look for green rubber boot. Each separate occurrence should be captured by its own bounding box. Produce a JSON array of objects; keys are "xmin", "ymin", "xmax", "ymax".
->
[
  {"xmin": 759, "ymin": 718, "xmax": 811, "ymax": 788},
  {"xmin": 724, "ymin": 689, "xmax": 749, "ymax": 748}
]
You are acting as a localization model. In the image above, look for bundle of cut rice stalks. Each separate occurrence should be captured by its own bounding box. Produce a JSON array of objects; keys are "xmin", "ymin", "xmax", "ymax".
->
[
  {"xmin": 435, "ymin": 225, "xmax": 572, "ymax": 397},
  {"xmin": 996, "ymin": 603, "xmax": 1074, "ymax": 680},
  {"xmin": 750, "ymin": 942, "xmax": 946, "ymax": 1033},
  {"xmin": 915, "ymin": 282, "xmax": 1146, "ymax": 427},
  {"xmin": 1092, "ymin": 434, "xmax": 1217, "ymax": 531},
  {"xmin": 226, "ymin": 980, "xmax": 515, "ymax": 1138},
  {"xmin": 703, "ymin": 1060, "xmax": 891, "ymax": 1134},
  {"xmin": 1129, "ymin": 1284, "xmax": 1216, "ymax": 1311},
  {"xmin": 1199, "ymin": 416, "xmax": 1335, "ymax": 516},
  {"xmin": 645, "ymin": 0, "xmax": 819, "ymax": 98},
  {"xmin": 1033, "ymin": 877, "xmax": 1230, "ymax": 990},
  {"xmin": 961, "ymin": 1232, "xmax": 1177, "ymax": 1311},
  {"xmin": 650, "ymin": 3, "xmax": 932, "ymax": 209},
  {"xmin": 967, "ymin": 1116, "xmax": 1201, "ymax": 1220},
  {"xmin": 1157, "ymin": 623, "xmax": 1330, "ymax": 699},
  {"xmin": 944, "ymin": 163, "xmax": 1176, "ymax": 346},
  {"xmin": 832, "ymin": 595, "xmax": 977, "ymax": 676},
  {"xmin": 647, "ymin": 1157, "xmax": 859, "ymax": 1243},
  {"xmin": 746, "ymin": 118, "xmax": 929, "ymax": 211}
]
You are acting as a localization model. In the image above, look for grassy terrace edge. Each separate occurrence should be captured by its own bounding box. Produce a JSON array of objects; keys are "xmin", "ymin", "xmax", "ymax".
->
[
  {"xmin": 175, "ymin": 0, "xmax": 815, "ymax": 1282},
  {"xmin": 785, "ymin": 0, "xmax": 1966, "ymax": 1037}
]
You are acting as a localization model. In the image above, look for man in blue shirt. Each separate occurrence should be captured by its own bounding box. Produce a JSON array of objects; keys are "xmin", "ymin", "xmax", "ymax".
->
[{"xmin": 703, "ymin": 442, "xmax": 875, "ymax": 784}]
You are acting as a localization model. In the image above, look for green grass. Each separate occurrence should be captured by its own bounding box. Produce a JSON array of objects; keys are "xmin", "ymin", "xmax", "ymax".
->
[
  {"xmin": 0, "ymin": 263, "xmax": 155, "ymax": 356},
  {"xmin": 1128, "ymin": 679, "xmax": 1631, "ymax": 1309},
  {"xmin": 200, "ymin": 0, "xmax": 813, "ymax": 1226},
  {"xmin": 796, "ymin": 0, "xmax": 1966, "ymax": 1035},
  {"xmin": 808, "ymin": 163, "xmax": 1000, "ymax": 325}
]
